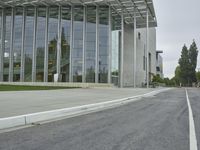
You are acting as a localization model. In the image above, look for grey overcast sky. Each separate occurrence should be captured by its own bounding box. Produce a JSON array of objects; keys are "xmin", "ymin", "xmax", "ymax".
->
[{"xmin": 153, "ymin": 0, "xmax": 200, "ymax": 78}]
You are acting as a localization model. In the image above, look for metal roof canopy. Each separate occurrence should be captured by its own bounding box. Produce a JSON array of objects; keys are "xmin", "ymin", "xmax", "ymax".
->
[{"xmin": 0, "ymin": 0, "xmax": 157, "ymax": 28}]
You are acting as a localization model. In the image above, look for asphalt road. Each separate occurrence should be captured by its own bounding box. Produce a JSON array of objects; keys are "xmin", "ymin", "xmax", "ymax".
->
[{"xmin": 0, "ymin": 88, "xmax": 199, "ymax": 150}]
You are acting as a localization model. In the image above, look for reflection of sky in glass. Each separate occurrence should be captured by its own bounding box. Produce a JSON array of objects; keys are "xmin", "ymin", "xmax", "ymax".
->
[{"xmin": 111, "ymin": 31, "xmax": 119, "ymax": 72}]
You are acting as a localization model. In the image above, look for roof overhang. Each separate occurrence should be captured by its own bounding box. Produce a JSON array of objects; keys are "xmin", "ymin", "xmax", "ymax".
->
[{"xmin": 0, "ymin": 0, "xmax": 157, "ymax": 28}]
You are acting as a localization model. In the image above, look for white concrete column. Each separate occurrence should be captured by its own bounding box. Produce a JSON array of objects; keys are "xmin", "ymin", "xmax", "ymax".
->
[
  {"xmin": 95, "ymin": 6, "xmax": 99, "ymax": 83},
  {"xmin": 120, "ymin": 11, "xmax": 124, "ymax": 88},
  {"xmin": 32, "ymin": 7, "xmax": 37, "ymax": 82},
  {"xmin": 20, "ymin": 7, "xmax": 26, "ymax": 82},
  {"xmin": 0, "ymin": 9, "xmax": 5, "ymax": 81},
  {"xmin": 57, "ymin": 6, "xmax": 62, "ymax": 79},
  {"xmin": 133, "ymin": 9, "xmax": 137, "ymax": 88},
  {"xmin": 82, "ymin": 6, "xmax": 86, "ymax": 83},
  {"xmin": 44, "ymin": 7, "xmax": 49, "ymax": 82},
  {"xmin": 9, "ymin": 8, "xmax": 14, "ymax": 82},
  {"xmin": 146, "ymin": 10, "xmax": 149, "ymax": 88},
  {"xmin": 108, "ymin": 6, "xmax": 112, "ymax": 84},
  {"xmin": 69, "ymin": 6, "xmax": 74, "ymax": 82}
]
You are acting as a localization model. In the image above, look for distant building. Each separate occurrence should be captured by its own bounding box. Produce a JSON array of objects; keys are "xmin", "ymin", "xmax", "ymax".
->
[
  {"xmin": 156, "ymin": 51, "xmax": 164, "ymax": 79},
  {"xmin": 0, "ymin": 0, "xmax": 158, "ymax": 88}
]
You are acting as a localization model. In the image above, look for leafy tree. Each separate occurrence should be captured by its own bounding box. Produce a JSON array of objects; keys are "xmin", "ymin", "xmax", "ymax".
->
[
  {"xmin": 152, "ymin": 74, "xmax": 164, "ymax": 83},
  {"xmin": 174, "ymin": 66, "xmax": 181, "ymax": 85},
  {"xmin": 178, "ymin": 45, "xmax": 190, "ymax": 85},
  {"xmin": 196, "ymin": 71, "xmax": 200, "ymax": 82},
  {"xmin": 178, "ymin": 42, "xmax": 199, "ymax": 86},
  {"xmin": 188, "ymin": 40, "xmax": 198, "ymax": 82}
]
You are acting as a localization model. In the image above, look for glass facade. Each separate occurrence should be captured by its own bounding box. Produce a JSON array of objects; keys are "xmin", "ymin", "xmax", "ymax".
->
[
  {"xmin": 36, "ymin": 7, "xmax": 46, "ymax": 82},
  {"xmin": 13, "ymin": 7, "xmax": 23, "ymax": 82},
  {"xmin": 0, "ymin": 5, "xmax": 115, "ymax": 84},
  {"xmin": 73, "ymin": 6, "xmax": 83, "ymax": 82},
  {"xmin": 24, "ymin": 7, "xmax": 34, "ymax": 82},
  {"xmin": 99, "ymin": 6, "xmax": 109, "ymax": 83},
  {"xmin": 3, "ymin": 8, "xmax": 12, "ymax": 81},
  {"xmin": 48, "ymin": 7, "xmax": 58, "ymax": 82},
  {"xmin": 111, "ymin": 12, "xmax": 121, "ymax": 86},
  {"xmin": 85, "ymin": 6, "xmax": 96, "ymax": 83},
  {"xmin": 60, "ymin": 7, "xmax": 71, "ymax": 82}
]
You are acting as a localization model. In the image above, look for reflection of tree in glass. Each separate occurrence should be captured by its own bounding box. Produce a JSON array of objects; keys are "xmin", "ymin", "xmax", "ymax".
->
[
  {"xmin": 86, "ymin": 66, "xmax": 95, "ymax": 82},
  {"xmin": 60, "ymin": 27, "xmax": 70, "ymax": 82}
]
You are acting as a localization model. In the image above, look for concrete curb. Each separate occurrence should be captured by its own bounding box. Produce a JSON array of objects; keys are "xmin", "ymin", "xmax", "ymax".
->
[{"xmin": 0, "ymin": 88, "xmax": 171, "ymax": 130}]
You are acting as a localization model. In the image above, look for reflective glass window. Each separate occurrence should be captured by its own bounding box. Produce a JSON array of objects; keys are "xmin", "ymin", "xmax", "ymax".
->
[
  {"xmin": 48, "ymin": 7, "xmax": 58, "ymax": 82},
  {"xmin": 99, "ymin": 6, "xmax": 109, "ymax": 83},
  {"xmin": 111, "ymin": 12, "xmax": 121, "ymax": 86},
  {"xmin": 85, "ymin": 6, "xmax": 96, "ymax": 83},
  {"xmin": 36, "ymin": 7, "xmax": 46, "ymax": 82},
  {"xmin": 60, "ymin": 6, "xmax": 71, "ymax": 82},
  {"xmin": 24, "ymin": 7, "xmax": 34, "ymax": 82},
  {"xmin": 73, "ymin": 6, "xmax": 83, "ymax": 82},
  {"xmin": 13, "ymin": 7, "xmax": 23, "ymax": 82},
  {"xmin": 3, "ymin": 8, "xmax": 12, "ymax": 81}
]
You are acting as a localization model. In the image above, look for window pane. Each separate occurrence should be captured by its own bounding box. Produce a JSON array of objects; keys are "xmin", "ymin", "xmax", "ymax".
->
[
  {"xmin": 60, "ymin": 6, "xmax": 71, "ymax": 82},
  {"xmin": 86, "ymin": 6, "xmax": 96, "ymax": 83},
  {"xmin": 13, "ymin": 7, "xmax": 23, "ymax": 82},
  {"xmin": 48, "ymin": 7, "xmax": 58, "ymax": 82},
  {"xmin": 99, "ymin": 6, "xmax": 109, "ymax": 83},
  {"xmin": 24, "ymin": 7, "xmax": 34, "ymax": 82},
  {"xmin": 3, "ymin": 8, "xmax": 12, "ymax": 81},
  {"xmin": 73, "ymin": 6, "xmax": 83, "ymax": 82},
  {"xmin": 36, "ymin": 7, "xmax": 46, "ymax": 82},
  {"xmin": 111, "ymin": 11, "xmax": 121, "ymax": 86}
]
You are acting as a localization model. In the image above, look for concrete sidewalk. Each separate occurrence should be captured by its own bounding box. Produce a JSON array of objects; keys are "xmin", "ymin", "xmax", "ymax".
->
[{"xmin": 0, "ymin": 88, "xmax": 161, "ymax": 118}]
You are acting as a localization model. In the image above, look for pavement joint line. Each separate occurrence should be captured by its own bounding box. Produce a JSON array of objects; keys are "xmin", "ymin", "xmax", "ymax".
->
[
  {"xmin": 185, "ymin": 88, "xmax": 198, "ymax": 150},
  {"xmin": 0, "ymin": 88, "xmax": 171, "ymax": 131}
]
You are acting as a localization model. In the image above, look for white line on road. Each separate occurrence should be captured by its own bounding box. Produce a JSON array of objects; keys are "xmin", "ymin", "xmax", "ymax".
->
[{"xmin": 185, "ymin": 89, "xmax": 198, "ymax": 150}]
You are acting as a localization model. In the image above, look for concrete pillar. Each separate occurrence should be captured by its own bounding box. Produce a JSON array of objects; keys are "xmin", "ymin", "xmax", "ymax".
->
[{"xmin": 146, "ymin": 10, "xmax": 149, "ymax": 88}]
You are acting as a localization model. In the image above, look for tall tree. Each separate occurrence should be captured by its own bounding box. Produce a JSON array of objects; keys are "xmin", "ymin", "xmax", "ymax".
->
[
  {"xmin": 188, "ymin": 40, "xmax": 198, "ymax": 82},
  {"xmin": 178, "ymin": 45, "xmax": 190, "ymax": 85}
]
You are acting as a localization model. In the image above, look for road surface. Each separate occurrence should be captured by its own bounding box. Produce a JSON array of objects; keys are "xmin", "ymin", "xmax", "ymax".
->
[{"xmin": 0, "ymin": 88, "xmax": 199, "ymax": 150}]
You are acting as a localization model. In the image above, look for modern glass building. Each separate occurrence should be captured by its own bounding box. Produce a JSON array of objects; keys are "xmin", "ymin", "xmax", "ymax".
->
[{"xmin": 0, "ymin": 0, "xmax": 157, "ymax": 87}]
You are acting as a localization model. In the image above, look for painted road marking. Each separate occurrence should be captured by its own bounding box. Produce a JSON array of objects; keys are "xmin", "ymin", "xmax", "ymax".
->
[{"xmin": 185, "ymin": 89, "xmax": 198, "ymax": 150}]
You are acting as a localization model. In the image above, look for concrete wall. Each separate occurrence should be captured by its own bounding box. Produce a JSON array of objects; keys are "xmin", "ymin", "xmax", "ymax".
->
[
  {"xmin": 149, "ymin": 28, "xmax": 157, "ymax": 77},
  {"xmin": 117, "ymin": 22, "xmax": 157, "ymax": 88},
  {"xmin": 156, "ymin": 54, "xmax": 164, "ymax": 78},
  {"xmin": 123, "ymin": 24, "xmax": 134, "ymax": 87},
  {"xmin": 135, "ymin": 28, "xmax": 146, "ymax": 87},
  {"xmin": 121, "ymin": 23, "xmax": 157, "ymax": 88},
  {"xmin": 135, "ymin": 27, "xmax": 157, "ymax": 87}
]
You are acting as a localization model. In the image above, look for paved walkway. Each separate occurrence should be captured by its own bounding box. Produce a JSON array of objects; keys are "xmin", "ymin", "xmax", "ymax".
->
[{"xmin": 0, "ymin": 88, "xmax": 159, "ymax": 118}]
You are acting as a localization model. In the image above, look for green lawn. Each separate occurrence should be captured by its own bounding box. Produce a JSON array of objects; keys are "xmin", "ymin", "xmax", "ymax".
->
[{"xmin": 0, "ymin": 85, "xmax": 78, "ymax": 91}]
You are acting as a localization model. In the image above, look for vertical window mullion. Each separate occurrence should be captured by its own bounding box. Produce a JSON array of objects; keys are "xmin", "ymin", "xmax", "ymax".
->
[
  {"xmin": 0, "ymin": 9, "xmax": 4, "ymax": 81},
  {"xmin": 9, "ymin": 8, "xmax": 14, "ymax": 82},
  {"xmin": 20, "ymin": 7, "xmax": 26, "ymax": 82},
  {"xmin": 32, "ymin": 7, "xmax": 37, "ymax": 82},
  {"xmin": 44, "ymin": 7, "xmax": 49, "ymax": 82}
]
